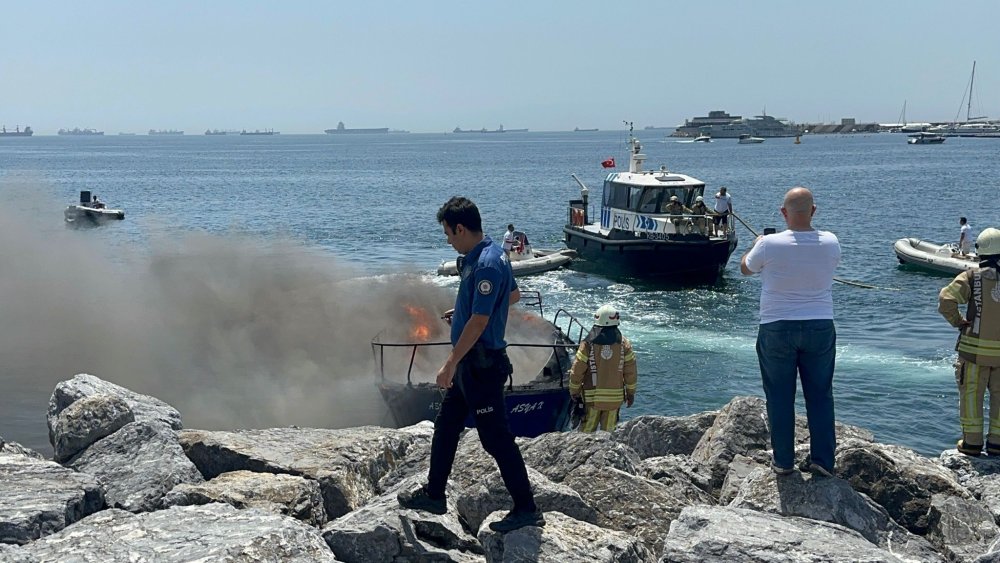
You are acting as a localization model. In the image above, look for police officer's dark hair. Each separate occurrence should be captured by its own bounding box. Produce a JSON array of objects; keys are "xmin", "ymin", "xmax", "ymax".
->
[
  {"xmin": 437, "ymin": 196, "xmax": 483, "ymax": 233},
  {"xmin": 960, "ymin": 217, "xmax": 967, "ymax": 224}
]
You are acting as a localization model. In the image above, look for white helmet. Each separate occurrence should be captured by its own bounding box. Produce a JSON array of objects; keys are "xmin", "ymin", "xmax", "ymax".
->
[
  {"xmin": 977, "ymin": 228, "xmax": 1000, "ymax": 257},
  {"xmin": 594, "ymin": 304, "xmax": 620, "ymax": 327},
  {"xmin": 695, "ymin": 196, "xmax": 704, "ymax": 202}
]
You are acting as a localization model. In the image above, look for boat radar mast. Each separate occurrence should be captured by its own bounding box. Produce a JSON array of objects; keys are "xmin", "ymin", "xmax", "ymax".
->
[{"xmin": 623, "ymin": 121, "xmax": 647, "ymax": 173}]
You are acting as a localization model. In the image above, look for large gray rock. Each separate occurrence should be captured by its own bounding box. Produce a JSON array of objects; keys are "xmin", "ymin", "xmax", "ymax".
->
[
  {"xmin": 0, "ymin": 453, "xmax": 104, "ymax": 545},
  {"xmin": 690, "ymin": 396, "xmax": 771, "ymax": 492},
  {"xmin": 641, "ymin": 454, "xmax": 716, "ymax": 498},
  {"xmin": 456, "ymin": 467, "xmax": 596, "ymax": 532},
  {"xmin": 926, "ymin": 493, "xmax": 1000, "ymax": 562},
  {"xmin": 659, "ymin": 505, "xmax": 910, "ymax": 563},
  {"xmin": 940, "ymin": 451, "xmax": 1000, "ymax": 525},
  {"xmin": 162, "ymin": 469, "xmax": 327, "ymax": 527},
  {"xmin": 322, "ymin": 476, "xmax": 482, "ymax": 563},
  {"xmin": 718, "ymin": 454, "xmax": 767, "ymax": 505},
  {"xmin": 478, "ymin": 510, "xmax": 653, "ymax": 563},
  {"xmin": 68, "ymin": 421, "xmax": 203, "ymax": 512},
  {"xmin": 794, "ymin": 416, "xmax": 876, "ymax": 446},
  {"xmin": 837, "ymin": 439, "xmax": 971, "ymax": 534},
  {"xmin": 563, "ymin": 462, "xmax": 713, "ymax": 556},
  {"xmin": 6, "ymin": 504, "xmax": 339, "ymax": 562},
  {"xmin": 730, "ymin": 467, "xmax": 944, "ymax": 562},
  {"xmin": 51, "ymin": 394, "xmax": 134, "ymax": 462},
  {"xmin": 0, "ymin": 441, "xmax": 44, "ymax": 461},
  {"xmin": 47, "ymin": 374, "xmax": 183, "ymax": 445},
  {"xmin": 180, "ymin": 425, "xmax": 429, "ymax": 519},
  {"xmin": 612, "ymin": 412, "xmax": 718, "ymax": 459},
  {"xmin": 519, "ymin": 431, "xmax": 642, "ymax": 482}
]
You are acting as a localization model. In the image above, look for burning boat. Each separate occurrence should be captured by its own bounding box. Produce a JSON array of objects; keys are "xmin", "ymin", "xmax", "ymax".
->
[{"xmin": 373, "ymin": 291, "xmax": 586, "ymax": 437}]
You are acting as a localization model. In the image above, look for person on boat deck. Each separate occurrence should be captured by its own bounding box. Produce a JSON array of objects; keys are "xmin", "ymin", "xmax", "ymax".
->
[
  {"xmin": 690, "ymin": 196, "xmax": 710, "ymax": 235},
  {"xmin": 502, "ymin": 224, "xmax": 516, "ymax": 257},
  {"xmin": 959, "ymin": 217, "xmax": 974, "ymax": 256},
  {"xmin": 398, "ymin": 196, "xmax": 545, "ymax": 533},
  {"xmin": 938, "ymin": 227, "xmax": 1000, "ymax": 457},
  {"xmin": 713, "ymin": 186, "xmax": 733, "ymax": 235},
  {"xmin": 569, "ymin": 304, "xmax": 637, "ymax": 433},
  {"xmin": 664, "ymin": 195, "xmax": 692, "ymax": 233},
  {"xmin": 91, "ymin": 195, "xmax": 104, "ymax": 209}
]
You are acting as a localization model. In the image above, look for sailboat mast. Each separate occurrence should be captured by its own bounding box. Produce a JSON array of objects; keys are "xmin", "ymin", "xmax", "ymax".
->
[{"xmin": 967, "ymin": 61, "xmax": 976, "ymax": 122}]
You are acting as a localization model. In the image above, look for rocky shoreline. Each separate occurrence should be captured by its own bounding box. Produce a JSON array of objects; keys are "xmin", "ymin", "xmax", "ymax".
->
[{"xmin": 2, "ymin": 373, "xmax": 1000, "ymax": 562}]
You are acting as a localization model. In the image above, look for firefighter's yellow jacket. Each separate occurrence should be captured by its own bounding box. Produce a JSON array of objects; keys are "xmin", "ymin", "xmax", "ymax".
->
[
  {"xmin": 939, "ymin": 267, "xmax": 1000, "ymax": 367},
  {"xmin": 569, "ymin": 338, "xmax": 637, "ymax": 410}
]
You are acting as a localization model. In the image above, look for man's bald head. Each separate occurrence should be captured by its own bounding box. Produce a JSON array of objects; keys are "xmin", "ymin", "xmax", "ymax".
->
[{"xmin": 782, "ymin": 187, "xmax": 815, "ymax": 215}]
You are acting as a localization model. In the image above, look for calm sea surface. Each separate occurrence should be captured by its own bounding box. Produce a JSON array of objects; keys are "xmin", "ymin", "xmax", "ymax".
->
[{"xmin": 2, "ymin": 132, "xmax": 999, "ymax": 456}]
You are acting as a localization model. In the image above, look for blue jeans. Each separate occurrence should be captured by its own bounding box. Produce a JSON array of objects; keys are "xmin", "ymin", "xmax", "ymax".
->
[{"xmin": 756, "ymin": 319, "xmax": 837, "ymax": 471}]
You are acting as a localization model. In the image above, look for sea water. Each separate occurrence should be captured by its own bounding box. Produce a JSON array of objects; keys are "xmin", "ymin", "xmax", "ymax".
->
[{"xmin": 1, "ymin": 131, "xmax": 998, "ymax": 456}]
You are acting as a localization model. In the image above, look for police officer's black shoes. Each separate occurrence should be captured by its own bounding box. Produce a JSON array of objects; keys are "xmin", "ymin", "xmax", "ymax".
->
[
  {"xmin": 397, "ymin": 485, "xmax": 447, "ymax": 515},
  {"xmin": 488, "ymin": 509, "xmax": 546, "ymax": 532}
]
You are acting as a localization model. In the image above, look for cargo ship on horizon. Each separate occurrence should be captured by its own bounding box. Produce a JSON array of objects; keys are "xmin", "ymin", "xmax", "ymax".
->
[
  {"xmin": 149, "ymin": 129, "xmax": 184, "ymax": 136},
  {"xmin": 240, "ymin": 129, "xmax": 278, "ymax": 135},
  {"xmin": 324, "ymin": 121, "xmax": 388, "ymax": 134},
  {"xmin": 58, "ymin": 128, "xmax": 104, "ymax": 136},
  {"xmin": 452, "ymin": 124, "xmax": 527, "ymax": 133},
  {"xmin": 0, "ymin": 125, "xmax": 32, "ymax": 137}
]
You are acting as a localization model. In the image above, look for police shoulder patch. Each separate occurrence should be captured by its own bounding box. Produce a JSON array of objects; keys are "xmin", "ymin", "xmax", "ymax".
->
[{"xmin": 478, "ymin": 279, "xmax": 493, "ymax": 295}]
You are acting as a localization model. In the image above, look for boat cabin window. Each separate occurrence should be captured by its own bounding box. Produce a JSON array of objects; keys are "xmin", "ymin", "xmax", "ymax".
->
[
  {"xmin": 604, "ymin": 181, "xmax": 707, "ymax": 212},
  {"xmin": 636, "ymin": 189, "xmax": 661, "ymax": 213}
]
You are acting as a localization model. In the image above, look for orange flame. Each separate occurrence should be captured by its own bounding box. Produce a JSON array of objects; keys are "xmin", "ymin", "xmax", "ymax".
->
[{"xmin": 404, "ymin": 304, "xmax": 436, "ymax": 342}]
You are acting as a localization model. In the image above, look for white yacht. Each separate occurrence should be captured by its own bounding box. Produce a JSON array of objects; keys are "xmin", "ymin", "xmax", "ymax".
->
[{"xmin": 737, "ymin": 134, "xmax": 765, "ymax": 144}]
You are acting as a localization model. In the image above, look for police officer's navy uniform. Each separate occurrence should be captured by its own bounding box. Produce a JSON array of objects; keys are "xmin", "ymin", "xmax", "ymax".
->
[{"xmin": 426, "ymin": 236, "xmax": 537, "ymax": 512}]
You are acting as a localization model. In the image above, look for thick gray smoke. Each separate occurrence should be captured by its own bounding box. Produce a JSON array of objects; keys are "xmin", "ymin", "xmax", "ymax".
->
[{"xmin": 0, "ymin": 178, "xmax": 562, "ymax": 452}]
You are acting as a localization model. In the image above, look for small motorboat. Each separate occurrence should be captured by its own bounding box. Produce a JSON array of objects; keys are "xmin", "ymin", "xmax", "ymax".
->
[
  {"xmin": 693, "ymin": 134, "xmax": 712, "ymax": 143},
  {"xmin": 894, "ymin": 238, "xmax": 978, "ymax": 275},
  {"xmin": 437, "ymin": 232, "xmax": 576, "ymax": 277},
  {"xmin": 907, "ymin": 132, "xmax": 946, "ymax": 145},
  {"xmin": 737, "ymin": 134, "xmax": 765, "ymax": 144},
  {"xmin": 373, "ymin": 291, "xmax": 586, "ymax": 437},
  {"xmin": 64, "ymin": 190, "xmax": 124, "ymax": 227}
]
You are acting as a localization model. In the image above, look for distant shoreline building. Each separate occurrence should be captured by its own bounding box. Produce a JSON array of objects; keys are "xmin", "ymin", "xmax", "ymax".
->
[{"xmin": 673, "ymin": 109, "xmax": 800, "ymax": 138}]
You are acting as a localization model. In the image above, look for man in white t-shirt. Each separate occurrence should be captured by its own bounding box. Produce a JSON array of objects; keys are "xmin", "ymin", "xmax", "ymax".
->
[
  {"xmin": 713, "ymin": 187, "xmax": 733, "ymax": 235},
  {"xmin": 959, "ymin": 217, "xmax": 973, "ymax": 255},
  {"xmin": 502, "ymin": 224, "xmax": 516, "ymax": 256},
  {"xmin": 740, "ymin": 186, "xmax": 841, "ymax": 478}
]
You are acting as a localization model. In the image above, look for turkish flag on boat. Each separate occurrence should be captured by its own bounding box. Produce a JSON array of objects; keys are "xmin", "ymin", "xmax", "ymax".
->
[{"xmin": 601, "ymin": 158, "xmax": 615, "ymax": 168}]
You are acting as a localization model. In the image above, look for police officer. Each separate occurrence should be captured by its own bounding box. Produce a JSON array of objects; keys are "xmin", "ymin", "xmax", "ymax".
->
[
  {"xmin": 569, "ymin": 304, "xmax": 638, "ymax": 432},
  {"xmin": 398, "ymin": 196, "xmax": 544, "ymax": 532},
  {"xmin": 664, "ymin": 195, "xmax": 693, "ymax": 234},
  {"xmin": 690, "ymin": 195, "xmax": 710, "ymax": 235},
  {"xmin": 939, "ymin": 227, "xmax": 1000, "ymax": 457}
]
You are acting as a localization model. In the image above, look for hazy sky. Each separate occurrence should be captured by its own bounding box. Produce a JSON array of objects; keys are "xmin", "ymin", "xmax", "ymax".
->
[{"xmin": 3, "ymin": 1, "xmax": 998, "ymax": 134}]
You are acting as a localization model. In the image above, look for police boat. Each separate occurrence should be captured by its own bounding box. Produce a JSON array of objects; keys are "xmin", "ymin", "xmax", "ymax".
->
[
  {"xmin": 64, "ymin": 190, "xmax": 125, "ymax": 227},
  {"xmin": 563, "ymin": 124, "xmax": 738, "ymax": 282},
  {"xmin": 437, "ymin": 233, "xmax": 576, "ymax": 277},
  {"xmin": 372, "ymin": 291, "xmax": 586, "ymax": 437}
]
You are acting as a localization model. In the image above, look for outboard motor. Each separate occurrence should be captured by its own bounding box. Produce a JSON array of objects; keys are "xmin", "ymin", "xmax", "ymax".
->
[{"xmin": 79, "ymin": 190, "xmax": 92, "ymax": 204}]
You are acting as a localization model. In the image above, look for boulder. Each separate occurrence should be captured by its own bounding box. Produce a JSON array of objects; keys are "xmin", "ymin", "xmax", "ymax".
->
[
  {"xmin": 8, "ymin": 504, "xmax": 338, "ymax": 562},
  {"xmin": 925, "ymin": 493, "xmax": 1000, "ymax": 562},
  {"xmin": 794, "ymin": 416, "xmax": 876, "ymax": 446},
  {"xmin": 690, "ymin": 396, "xmax": 771, "ymax": 492},
  {"xmin": 47, "ymin": 374, "xmax": 183, "ymax": 445},
  {"xmin": 612, "ymin": 412, "xmax": 718, "ymax": 459},
  {"xmin": 719, "ymin": 454, "xmax": 767, "ymax": 505},
  {"xmin": 940, "ymin": 451, "xmax": 1000, "ymax": 525},
  {"xmin": 68, "ymin": 421, "xmax": 203, "ymax": 512},
  {"xmin": 455, "ymin": 467, "xmax": 596, "ymax": 532},
  {"xmin": 642, "ymin": 454, "xmax": 715, "ymax": 498},
  {"xmin": 50, "ymin": 394, "xmax": 134, "ymax": 462},
  {"xmin": 162, "ymin": 470, "xmax": 326, "ymax": 527},
  {"xmin": 0, "ymin": 441, "xmax": 44, "ymax": 461},
  {"xmin": 180, "ymin": 425, "xmax": 429, "ymax": 519},
  {"xmin": 519, "ymin": 431, "xmax": 641, "ymax": 483},
  {"xmin": 659, "ymin": 505, "xmax": 911, "ymax": 563},
  {"xmin": 730, "ymin": 467, "xmax": 944, "ymax": 562},
  {"xmin": 836, "ymin": 439, "xmax": 971, "ymax": 534},
  {"xmin": 0, "ymin": 453, "xmax": 104, "ymax": 545},
  {"xmin": 322, "ymin": 476, "xmax": 482, "ymax": 563},
  {"xmin": 562, "ymin": 462, "xmax": 713, "ymax": 555},
  {"xmin": 478, "ymin": 510, "xmax": 652, "ymax": 563}
]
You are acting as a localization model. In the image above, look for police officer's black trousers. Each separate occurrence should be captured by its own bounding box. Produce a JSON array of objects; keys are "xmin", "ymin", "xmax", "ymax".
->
[{"xmin": 427, "ymin": 348, "xmax": 537, "ymax": 512}]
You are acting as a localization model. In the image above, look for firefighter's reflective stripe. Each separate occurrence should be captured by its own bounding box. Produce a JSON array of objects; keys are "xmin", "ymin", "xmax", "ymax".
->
[
  {"xmin": 582, "ymin": 388, "xmax": 625, "ymax": 402},
  {"xmin": 959, "ymin": 335, "xmax": 1000, "ymax": 357},
  {"xmin": 575, "ymin": 349, "xmax": 588, "ymax": 363}
]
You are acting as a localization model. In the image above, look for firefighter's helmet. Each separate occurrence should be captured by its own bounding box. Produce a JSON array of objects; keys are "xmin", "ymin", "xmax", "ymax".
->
[{"xmin": 594, "ymin": 304, "xmax": 620, "ymax": 327}]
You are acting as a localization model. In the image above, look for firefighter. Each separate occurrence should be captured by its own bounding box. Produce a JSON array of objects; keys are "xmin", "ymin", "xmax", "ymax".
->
[
  {"xmin": 690, "ymin": 195, "xmax": 710, "ymax": 235},
  {"xmin": 664, "ymin": 195, "xmax": 693, "ymax": 234},
  {"xmin": 939, "ymin": 227, "xmax": 1000, "ymax": 456},
  {"xmin": 569, "ymin": 304, "xmax": 637, "ymax": 432}
]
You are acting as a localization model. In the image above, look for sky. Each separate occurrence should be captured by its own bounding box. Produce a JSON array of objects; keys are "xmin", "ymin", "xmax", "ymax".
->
[{"xmin": 2, "ymin": 0, "xmax": 998, "ymax": 134}]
